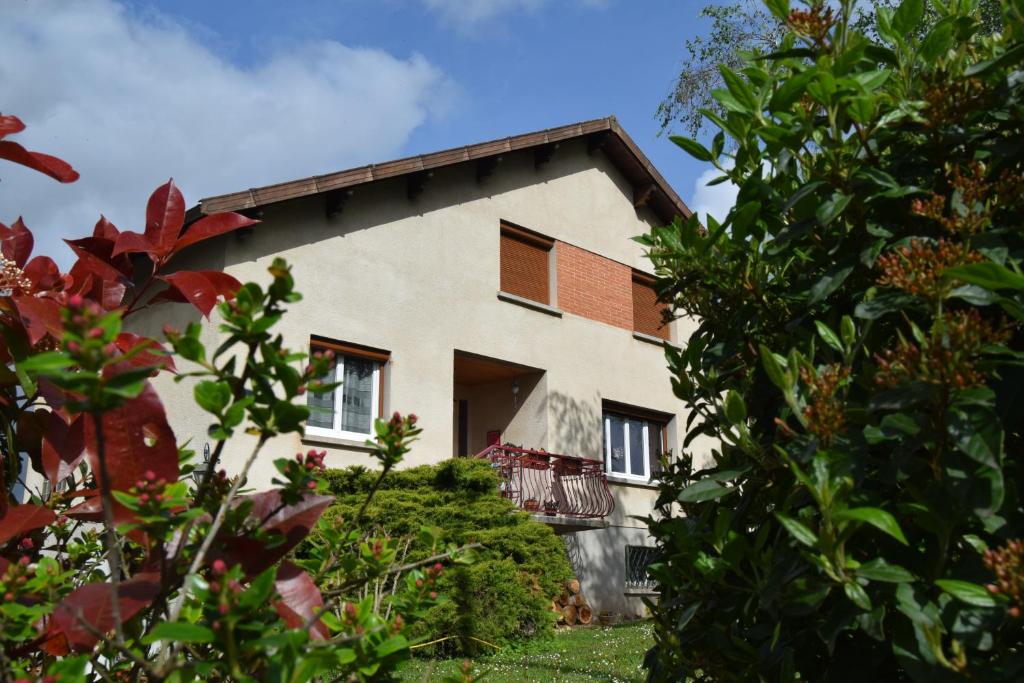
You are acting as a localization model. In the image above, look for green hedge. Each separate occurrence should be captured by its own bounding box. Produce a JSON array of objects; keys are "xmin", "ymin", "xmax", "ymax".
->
[{"xmin": 317, "ymin": 458, "xmax": 574, "ymax": 655}]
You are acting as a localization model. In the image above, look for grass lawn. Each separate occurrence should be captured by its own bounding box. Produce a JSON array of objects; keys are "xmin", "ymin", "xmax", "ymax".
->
[{"xmin": 397, "ymin": 621, "xmax": 652, "ymax": 683}]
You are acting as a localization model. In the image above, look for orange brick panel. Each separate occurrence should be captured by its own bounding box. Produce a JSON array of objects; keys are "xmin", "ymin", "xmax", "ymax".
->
[{"xmin": 555, "ymin": 242, "xmax": 632, "ymax": 330}]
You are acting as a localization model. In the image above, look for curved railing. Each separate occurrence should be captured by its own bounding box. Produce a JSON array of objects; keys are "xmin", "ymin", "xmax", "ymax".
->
[{"xmin": 475, "ymin": 445, "xmax": 615, "ymax": 520}]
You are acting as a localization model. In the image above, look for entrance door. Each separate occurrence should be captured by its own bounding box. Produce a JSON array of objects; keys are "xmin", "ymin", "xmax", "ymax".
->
[{"xmin": 455, "ymin": 399, "xmax": 468, "ymax": 456}]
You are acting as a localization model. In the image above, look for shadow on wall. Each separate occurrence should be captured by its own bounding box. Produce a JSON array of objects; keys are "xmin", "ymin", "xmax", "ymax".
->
[
  {"xmin": 208, "ymin": 138, "xmax": 615, "ymax": 268},
  {"xmin": 562, "ymin": 525, "xmax": 652, "ymax": 617},
  {"xmin": 548, "ymin": 391, "xmax": 602, "ymax": 459}
]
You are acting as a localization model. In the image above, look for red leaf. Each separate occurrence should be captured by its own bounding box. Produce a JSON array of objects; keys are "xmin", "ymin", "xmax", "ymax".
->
[
  {"xmin": 0, "ymin": 115, "xmax": 26, "ymax": 139},
  {"xmin": 83, "ymin": 382, "xmax": 179, "ymax": 524},
  {"xmin": 0, "ymin": 217, "xmax": 34, "ymax": 267},
  {"xmin": 64, "ymin": 493, "xmax": 103, "ymax": 524},
  {"xmin": 93, "ymin": 215, "xmax": 120, "ymax": 241},
  {"xmin": 41, "ymin": 413, "xmax": 86, "ymax": 487},
  {"xmin": 158, "ymin": 271, "xmax": 231, "ymax": 318},
  {"xmin": 174, "ymin": 212, "xmax": 258, "ymax": 254},
  {"xmin": 274, "ymin": 561, "xmax": 328, "ymax": 639},
  {"xmin": 0, "ymin": 504, "xmax": 55, "ymax": 545},
  {"xmin": 13, "ymin": 296, "xmax": 63, "ymax": 345},
  {"xmin": 111, "ymin": 231, "xmax": 157, "ymax": 259},
  {"xmin": 52, "ymin": 573, "xmax": 160, "ymax": 651},
  {"xmin": 23, "ymin": 256, "xmax": 62, "ymax": 292},
  {"xmin": 114, "ymin": 332, "xmax": 175, "ymax": 373},
  {"xmin": 0, "ymin": 141, "xmax": 79, "ymax": 183},
  {"xmin": 145, "ymin": 179, "xmax": 185, "ymax": 259},
  {"xmin": 214, "ymin": 491, "xmax": 333, "ymax": 576},
  {"xmin": 65, "ymin": 239, "xmax": 130, "ymax": 285},
  {"xmin": 202, "ymin": 270, "xmax": 242, "ymax": 298}
]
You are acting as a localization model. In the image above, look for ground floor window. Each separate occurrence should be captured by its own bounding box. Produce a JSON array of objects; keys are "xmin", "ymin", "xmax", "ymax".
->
[
  {"xmin": 625, "ymin": 545, "xmax": 657, "ymax": 592},
  {"xmin": 602, "ymin": 405, "xmax": 666, "ymax": 481},
  {"xmin": 305, "ymin": 337, "xmax": 388, "ymax": 441}
]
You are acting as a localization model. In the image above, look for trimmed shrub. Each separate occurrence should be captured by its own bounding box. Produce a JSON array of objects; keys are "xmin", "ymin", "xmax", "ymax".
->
[{"xmin": 317, "ymin": 458, "xmax": 575, "ymax": 655}]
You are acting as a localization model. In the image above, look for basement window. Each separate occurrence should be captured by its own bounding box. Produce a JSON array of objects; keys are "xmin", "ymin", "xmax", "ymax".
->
[
  {"xmin": 305, "ymin": 337, "xmax": 389, "ymax": 441},
  {"xmin": 499, "ymin": 221, "xmax": 555, "ymax": 305},
  {"xmin": 625, "ymin": 545, "xmax": 658, "ymax": 592}
]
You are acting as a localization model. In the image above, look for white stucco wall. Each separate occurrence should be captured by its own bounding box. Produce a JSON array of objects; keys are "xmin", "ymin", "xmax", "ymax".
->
[{"xmin": 139, "ymin": 138, "xmax": 706, "ymax": 614}]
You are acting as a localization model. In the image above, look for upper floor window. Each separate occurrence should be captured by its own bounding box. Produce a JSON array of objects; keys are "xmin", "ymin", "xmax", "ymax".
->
[
  {"xmin": 500, "ymin": 222, "xmax": 554, "ymax": 305},
  {"xmin": 305, "ymin": 337, "xmax": 388, "ymax": 441},
  {"xmin": 631, "ymin": 271, "xmax": 669, "ymax": 340},
  {"xmin": 603, "ymin": 403, "xmax": 668, "ymax": 481}
]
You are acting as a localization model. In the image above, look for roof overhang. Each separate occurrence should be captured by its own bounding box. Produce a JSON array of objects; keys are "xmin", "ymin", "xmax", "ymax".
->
[{"xmin": 196, "ymin": 116, "xmax": 691, "ymax": 225}]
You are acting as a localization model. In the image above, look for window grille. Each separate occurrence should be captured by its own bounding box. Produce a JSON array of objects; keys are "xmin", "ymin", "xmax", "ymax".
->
[{"xmin": 625, "ymin": 545, "xmax": 658, "ymax": 591}]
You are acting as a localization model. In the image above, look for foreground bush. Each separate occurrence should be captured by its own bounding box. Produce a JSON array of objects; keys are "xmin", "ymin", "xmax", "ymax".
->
[
  {"xmin": 0, "ymin": 116, "xmax": 474, "ymax": 681},
  {"xmin": 642, "ymin": 1, "xmax": 1024, "ymax": 680},
  {"xmin": 317, "ymin": 458, "xmax": 575, "ymax": 655}
]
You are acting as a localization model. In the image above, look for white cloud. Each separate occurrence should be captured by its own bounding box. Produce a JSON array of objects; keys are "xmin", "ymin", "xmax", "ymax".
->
[
  {"xmin": 0, "ymin": 0, "xmax": 457, "ymax": 268},
  {"xmin": 421, "ymin": 0, "xmax": 606, "ymax": 31},
  {"xmin": 689, "ymin": 165, "xmax": 738, "ymax": 226}
]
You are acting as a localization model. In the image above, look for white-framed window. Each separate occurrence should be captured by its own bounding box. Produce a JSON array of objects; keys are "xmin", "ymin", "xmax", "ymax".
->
[
  {"xmin": 603, "ymin": 410, "xmax": 665, "ymax": 481},
  {"xmin": 305, "ymin": 342, "xmax": 386, "ymax": 441}
]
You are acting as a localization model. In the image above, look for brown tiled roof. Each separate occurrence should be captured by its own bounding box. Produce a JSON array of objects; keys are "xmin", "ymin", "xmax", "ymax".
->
[{"xmin": 198, "ymin": 116, "xmax": 691, "ymax": 223}]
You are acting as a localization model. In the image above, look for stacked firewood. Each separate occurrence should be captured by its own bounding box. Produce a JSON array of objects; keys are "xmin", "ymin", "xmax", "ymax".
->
[{"xmin": 551, "ymin": 578, "xmax": 593, "ymax": 626}]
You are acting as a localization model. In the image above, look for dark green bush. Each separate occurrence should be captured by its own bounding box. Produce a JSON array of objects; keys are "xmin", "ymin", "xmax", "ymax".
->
[
  {"xmin": 317, "ymin": 458, "xmax": 574, "ymax": 655},
  {"xmin": 642, "ymin": 0, "xmax": 1024, "ymax": 680}
]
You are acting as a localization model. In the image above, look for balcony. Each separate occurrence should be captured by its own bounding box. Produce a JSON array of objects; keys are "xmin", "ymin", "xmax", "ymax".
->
[{"xmin": 476, "ymin": 445, "xmax": 614, "ymax": 531}]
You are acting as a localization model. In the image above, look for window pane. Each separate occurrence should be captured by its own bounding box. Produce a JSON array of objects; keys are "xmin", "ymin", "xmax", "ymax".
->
[
  {"xmin": 647, "ymin": 420, "xmax": 663, "ymax": 476},
  {"xmin": 607, "ymin": 414, "xmax": 626, "ymax": 474},
  {"xmin": 306, "ymin": 361, "xmax": 336, "ymax": 428},
  {"xmin": 626, "ymin": 417, "xmax": 645, "ymax": 476},
  {"xmin": 341, "ymin": 356, "xmax": 375, "ymax": 434}
]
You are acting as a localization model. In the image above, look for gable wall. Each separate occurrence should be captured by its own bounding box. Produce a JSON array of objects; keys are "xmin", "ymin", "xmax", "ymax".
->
[{"xmin": 144, "ymin": 137, "xmax": 710, "ymax": 508}]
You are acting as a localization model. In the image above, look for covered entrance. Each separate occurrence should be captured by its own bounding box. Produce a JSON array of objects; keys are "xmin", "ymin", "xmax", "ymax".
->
[{"xmin": 452, "ymin": 350, "xmax": 546, "ymax": 457}]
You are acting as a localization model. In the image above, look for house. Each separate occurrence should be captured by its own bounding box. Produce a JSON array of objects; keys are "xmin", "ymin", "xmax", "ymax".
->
[{"xmin": 146, "ymin": 116, "xmax": 702, "ymax": 616}]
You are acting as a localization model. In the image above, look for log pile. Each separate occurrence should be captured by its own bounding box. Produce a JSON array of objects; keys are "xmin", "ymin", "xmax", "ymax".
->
[{"xmin": 552, "ymin": 578, "xmax": 593, "ymax": 626}]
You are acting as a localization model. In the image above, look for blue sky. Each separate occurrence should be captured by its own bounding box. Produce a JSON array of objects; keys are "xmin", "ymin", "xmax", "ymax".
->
[{"xmin": 1, "ymin": 0, "xmax": 732, "ymax": 265}]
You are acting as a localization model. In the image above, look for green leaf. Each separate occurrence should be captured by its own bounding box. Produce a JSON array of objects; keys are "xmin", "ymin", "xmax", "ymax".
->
[
  {"xmin": 759, "ymin": 344, "xmax": 790, "ymax": 391},
  {"xmin": 920, "ymin": 20, "xmax": 954, "ymax": 62},
  {"xmin": 809, "ymin": 266, "xmax": 853, "ymax": 304},
  {"xmin": 670, "ymin": 136, "xmax": 713, "ymax": 162},
  {"xmin": 764, "ymin": 0, "xmax": 789, "ymax": 20},
  {"xmin": 719, "ymin": 66, "xmax": 758, "ymax": 112},
  {"xmin": 816, "ymin": 192, "xmax": 852, "ymax": 226},
  {"xmin": 934, "ymin": 580, "xmax": 997, "ymax": 608},
  {"xmin": 724, "ymin": 390, "xmax": 747, "ymax": 424},
  {"xmin": 946, "ymin": 262, "xmax": 1024, "ymax": 291},
  {"xmin": 892, "ymin": 0, "xmax": 924, "ymax": 35},
  {"xmin": 142, "ymin": 622, "xmax": 216, "ymax": 644},
  {"xmin": 965, "ymin": 42, "xmax": 1024, "ymax": 76},
  {"xmin": 840, "ymin": 316, "xmax": 856, "ymax": 348},
  {"xmin": 857, "ymin": 558, "xmax": 914, "ymax": 583},
  {"xmin": 17, "ymin": 351, "xmax": 73, "ymax": 375},
  {"xmin": 678, "ymin": 479, "xmax": 735, "ymax": 503},
  {"xmin": 854, "ymin": 293, "xmax": 916, "ymax": 320},
  {"xmin": 815, "ymin": 321, "xmax": 843, "ymax": 353},
  {"xmin": 770, "ymin": 70, "xmax": 816, "ymax": 112},
  {"xmin": 835, "ymin": 507, "xmax": 908, "ymax": 545},
  {"xmin": 844, "ymin": 581, "xmax": 872, "ymax": 610},
  {"xmin": 194, "ymin": 380, "xmax": 231, "ymax": 415},
  {"xmin": 774, "ymin": 512, "xmax": 817, "ymax": 548}
]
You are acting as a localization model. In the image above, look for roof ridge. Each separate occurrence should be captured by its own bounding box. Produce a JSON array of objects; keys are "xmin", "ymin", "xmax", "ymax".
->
[{"xmin": 199, "ymin": 116, "xmax": 689, "ymax": 222}]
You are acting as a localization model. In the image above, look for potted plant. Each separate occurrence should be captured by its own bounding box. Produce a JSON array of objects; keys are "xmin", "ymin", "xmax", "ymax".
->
[
  {"xmin": 543, "ymin": 498, "xmax": 559, "ymax": 515},
  {"xmin": 524, "ymin": 497, "xmax": 540, "ymax": 512}
]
